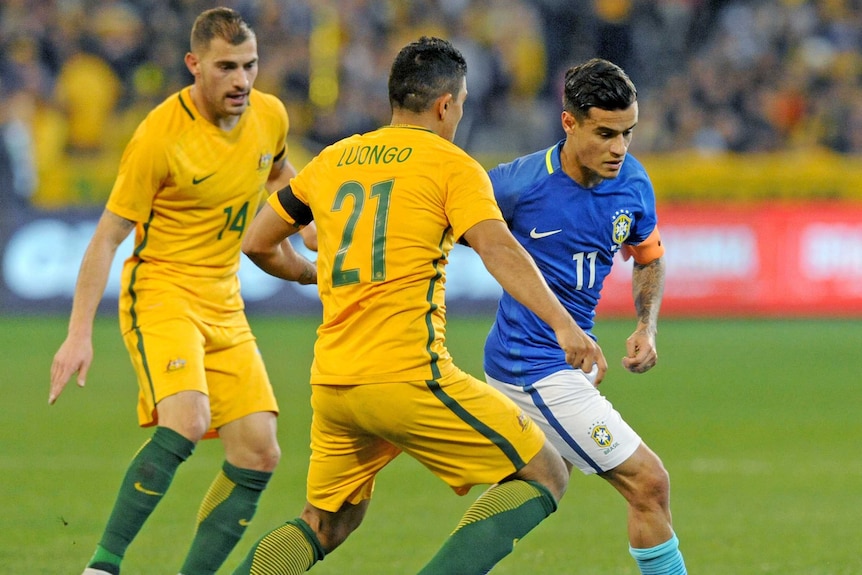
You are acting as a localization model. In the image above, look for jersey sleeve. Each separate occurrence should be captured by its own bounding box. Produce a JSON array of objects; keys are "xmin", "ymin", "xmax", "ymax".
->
[
  {"xmin": 488, "ymin": 162, "xmax": 519, "ymax": 222},
  {"xmin": 267, "ymin": 186, "xmax": 312, "ymax": 226},
  {"xmin": 445, "ymin": 154, "xmax": 503, "ymax": 240},
  {"xmin": 626, "ymin": 162, "xmax": 658, "ymax": 243},
  {"xmin": 623, "ymin": 158, "xmax": 664, "ymax": 262},
  {"xmin": 106, "ymin": 120, "xmax": 168, "ymax": 222}
]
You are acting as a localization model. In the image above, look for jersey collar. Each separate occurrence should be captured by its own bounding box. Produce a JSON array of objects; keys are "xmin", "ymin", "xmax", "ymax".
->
[{"xmin": 544, "ymin": 140, "xmax": 565, "ymax": 175}]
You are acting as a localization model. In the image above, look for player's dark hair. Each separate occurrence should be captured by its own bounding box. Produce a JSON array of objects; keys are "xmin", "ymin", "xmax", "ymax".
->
[
  {"xmin": 563, "ymin": 58, "xmax": 637, "ymax": 121},
  {"xmin": 190, "ymin": 7, "xmax": 254, "ymax": 53},
  {"xmin": 388, "ymin": 36, "xmax": 467, "ymax": 113}
]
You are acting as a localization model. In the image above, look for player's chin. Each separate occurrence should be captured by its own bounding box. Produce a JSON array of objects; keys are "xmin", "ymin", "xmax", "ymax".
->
[
  {"xmin": 226, "ymin": 104, "xmax": 248, "ymax": 115},
  {"xmin": 225, "ymin": 95, "xmax": 249, "ymax": 112},
  {"xmin": 602, "ymin": 163, "xmax": 623, "ymax": 178}
]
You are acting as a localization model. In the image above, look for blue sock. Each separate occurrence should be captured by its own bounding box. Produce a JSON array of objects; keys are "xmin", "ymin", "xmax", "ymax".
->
[{"xmin": 629, "ymin": 533, "xmax": 687, "ymax": 575}]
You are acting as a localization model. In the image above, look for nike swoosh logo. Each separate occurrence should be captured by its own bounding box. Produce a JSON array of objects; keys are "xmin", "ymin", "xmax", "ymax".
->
[
  {"xmin": 192, "ymin": 173, "xmax": 216, "ymax": 185},
  {"xmin": 134, "ymin": 482, "xmax": 164, "ymax": 496},
  {"xmin": 239, "ymin": 519, "xmax": 252, "ymax": 527},
  {"xmin": 529, "ymin": 227, "xmax": 562, "ymax": 239}
]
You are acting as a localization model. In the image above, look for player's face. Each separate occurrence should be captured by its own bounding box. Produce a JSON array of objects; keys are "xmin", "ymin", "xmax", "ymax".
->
[
  {"xmin": 186, "ymin": 36, "xmax": 259, "ymax": 126},
  {"xmin": 561, "ymin": 102, "xmax": 638, "ymax": 188},
  {"xmin": 440, "ymin": 77, "xmax": 467, "ymax": 142}
]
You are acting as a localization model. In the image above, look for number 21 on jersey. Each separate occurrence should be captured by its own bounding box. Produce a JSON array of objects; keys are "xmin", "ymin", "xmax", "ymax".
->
[{"xmin": 331, "ymin": 180, "xmax": 393, "ymax": 287}]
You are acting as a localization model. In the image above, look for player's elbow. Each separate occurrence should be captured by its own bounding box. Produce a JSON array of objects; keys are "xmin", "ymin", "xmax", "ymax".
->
[{"xmin": 241, "ymin": 234, "xmax": 273, "ymax": 264}]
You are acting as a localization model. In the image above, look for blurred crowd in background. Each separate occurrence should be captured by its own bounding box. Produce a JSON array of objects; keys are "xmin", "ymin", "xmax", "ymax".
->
[{"xmin": 2, "ymin": 0, "xmax": 862, "ymax": 210}]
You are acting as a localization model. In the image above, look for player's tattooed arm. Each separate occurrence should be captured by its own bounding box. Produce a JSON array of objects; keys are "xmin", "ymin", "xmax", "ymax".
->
[
  {"xmin": 623, "ymin": 256, "xmax": 665, "ymax": 373},
  {"xmin": 632, "ymin": 256, "xmax": 665, "ymax": 334}
]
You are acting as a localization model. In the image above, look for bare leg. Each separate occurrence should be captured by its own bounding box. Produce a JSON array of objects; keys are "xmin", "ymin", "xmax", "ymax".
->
[{"xmin": 599, "ymin": 442, "xmax": 673, "ymax": 549}]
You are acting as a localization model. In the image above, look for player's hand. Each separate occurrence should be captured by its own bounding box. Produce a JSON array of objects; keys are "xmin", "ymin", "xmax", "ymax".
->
[
  {"xmin": 622, "ymin": 329, "xmax": 657, "ymax": 374},
  {"xmin": 49, "ymin": 338, "xmax": 93, "ymax": 404},
  {"xmin": 555, "ymin": 322, "xmax": 607, "ymax": 385}
]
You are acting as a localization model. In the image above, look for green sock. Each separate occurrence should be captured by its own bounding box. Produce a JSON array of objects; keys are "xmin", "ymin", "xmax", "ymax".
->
[
  {"xmin": 418, "ymin": 480, "xmax": 558, "ymax": 575},
  {"xmin": 180, "ymin": 461, "xmax": 273, "ymax": 575},
  {"xmin": 89, "ymin": 427, "xmax": 194, "ymax": 571},
  {"xmin": 87, "ymin": 547, "xmax": 122, "ymax": 575},
  {"xmin": 232, "ymin": 518, "xmax": 325, "ymax": 575}
]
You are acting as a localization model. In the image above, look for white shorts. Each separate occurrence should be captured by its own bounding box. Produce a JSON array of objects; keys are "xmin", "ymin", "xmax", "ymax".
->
[{"xmin": 485, "ymin": 369, "xmax": 641, "ymax": 475}]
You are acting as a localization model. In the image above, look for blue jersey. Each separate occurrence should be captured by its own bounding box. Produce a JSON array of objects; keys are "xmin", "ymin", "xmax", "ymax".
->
[{"xmin": 484, "ymin": 141, "xmax": 658, "ymax": 386}]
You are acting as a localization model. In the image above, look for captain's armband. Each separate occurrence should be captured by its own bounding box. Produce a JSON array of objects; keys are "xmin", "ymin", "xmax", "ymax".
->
[{"xmin": 275, "ymin": 186, "xmax": 313, "ymax": 226}]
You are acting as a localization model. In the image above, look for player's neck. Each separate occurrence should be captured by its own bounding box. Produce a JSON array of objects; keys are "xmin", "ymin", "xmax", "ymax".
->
[
  {"xmin": 389, "ymin": 111, "xmax": 437, "ymax": 135},
  {"xmin": 559, "ymin": 145, "xmax": 602, "ymax": 189}
]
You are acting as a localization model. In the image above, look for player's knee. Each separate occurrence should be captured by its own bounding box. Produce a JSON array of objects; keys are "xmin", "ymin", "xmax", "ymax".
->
[
  {"xmin": 241, "ymin": 439, "xmax": 281, "ymax": 472},
  {"xmin": 519, "ymin": 441, "xmax": 569, "ymax": 502},
  {"xmin": 259, "ymin": 441, "xmax": 281, "ymax": 472},
  {"xmin": 156, "ymin": 391, "xmax": 211, "ymax": 442},
  {"xmin": 164, "ymin": 414, "xmax": 210, "ymax": 444},
  {"xmin": 301, "ymin": 502, "xmax": 366, "ymax": 553},
  {"xmin": 633, "ymin": 456, "xmax": 670, "ymax": 509}
]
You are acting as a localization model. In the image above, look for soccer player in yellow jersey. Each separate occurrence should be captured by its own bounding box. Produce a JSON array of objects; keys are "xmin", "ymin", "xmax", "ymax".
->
[
  {"xmin": 48, "ymin": 8, "xmax": 315, "ymax": 575},
  {"xmin": 232, "ymin": 36, "xmax": 607, "ymax": 575}
]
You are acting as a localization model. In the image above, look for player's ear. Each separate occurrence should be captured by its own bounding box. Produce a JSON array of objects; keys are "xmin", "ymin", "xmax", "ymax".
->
[
  {"xmin": 436, "ymin": 94, "xmax": 452, "ymax": 121},
  {"xmin": 561, "ymin": 110, "xmax": 577, "ymax": 134},
  {"xmin": 184, "ymin": 52, "xmax": 199, "ymax": 76}
]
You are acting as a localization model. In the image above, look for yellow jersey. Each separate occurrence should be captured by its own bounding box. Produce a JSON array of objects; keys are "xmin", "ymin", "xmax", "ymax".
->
[
  {"xmin": 108, "ymin": 86, "xmax": 288, "ymax": 321},
  {"xmin": 269, "ymin": 125, "xmax": 503, "ymax": 384}
]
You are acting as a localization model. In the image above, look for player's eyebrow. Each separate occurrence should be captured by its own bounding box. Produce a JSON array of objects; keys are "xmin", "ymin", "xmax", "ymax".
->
[
  {"xmin": 595, "ymin": 120, "xmax": 638, "ymax": 135},
  {"xmin": 215, "ymin": 56, "xmax": 258, "ymax": 68}
]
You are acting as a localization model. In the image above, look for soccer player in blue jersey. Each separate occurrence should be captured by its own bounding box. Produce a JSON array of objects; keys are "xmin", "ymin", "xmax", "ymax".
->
[{"xmin": 483, "ymin": 58, "xmax": 687, "ymax": 574}]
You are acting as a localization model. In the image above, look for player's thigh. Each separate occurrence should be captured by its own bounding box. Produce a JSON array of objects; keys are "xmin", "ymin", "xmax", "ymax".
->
[
  {"xmin": 203, "ymin": 325, "xmax": 278, "ymax": 433},
  {"xmin": 487, "ymin": 369, "xmax": 641, "ymax": 475},
  {"xmin": 122, "ymin": 315, "xmax": 207, "ymax": 427},
  {"xmin": 306, "ymin": 384, "xmax": 401, "ymax": 513},
  {"xmin": 354, "ymin": 370, "xmax": 546, "ymax": 495}
]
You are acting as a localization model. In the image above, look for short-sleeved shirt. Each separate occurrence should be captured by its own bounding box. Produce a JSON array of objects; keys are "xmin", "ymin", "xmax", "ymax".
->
[
  {"xmin": 109, "ymin": 86, "xmax": 288, "ymax": 325},
  {"xmin": 269, "ymin": 125, "xmax": 502, "ymax": 384},
  {"xmin": 484, "ymin": 141, "xmax": 660, "ymax": 386}
]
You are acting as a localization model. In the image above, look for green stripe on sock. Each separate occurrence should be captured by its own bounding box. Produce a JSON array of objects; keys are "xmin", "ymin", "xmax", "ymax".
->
[
  {"xmin": 180, "ymin": 462, "xmax": 273, "ymax": 575},
  {"xmin": 419, "ymin": 480, "xmax": 556, "ymax": 575},
  {"xmin": 233, "ymin": 518, "xmax": 325, "ymax": 575}
]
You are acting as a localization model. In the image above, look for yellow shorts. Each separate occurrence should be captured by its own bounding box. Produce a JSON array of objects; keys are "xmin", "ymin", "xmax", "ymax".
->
[
  {"xmin": 121, "ymin": 312, "xmax": 278, "ymax": 439},
  {"xmin": 306, "ymin": 368, "xmax": 545, "ymax": 512}
]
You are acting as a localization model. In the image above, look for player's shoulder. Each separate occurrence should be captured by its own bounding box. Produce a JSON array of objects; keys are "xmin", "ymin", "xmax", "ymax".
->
[
  {"xmin": 621, "ymin": 152, "xmax": 647, "ymax": 174},
  {"xmin": 620, "ymin": 153, "xmax": 651, "ymax": 180},
  {"xmin": 248, "ymin": 89, "xmax": 288, "ymax": 118},
  {"xmin": 490, "ymin": 143, "xmax": 557, "ymax": 182},
  {"xmin": 134, "ymin": 88, "xmax": 196, "ymax": 138},
  {"xmin": 488, "ymin": 144, "xmax": 557, "ymax": 202}
]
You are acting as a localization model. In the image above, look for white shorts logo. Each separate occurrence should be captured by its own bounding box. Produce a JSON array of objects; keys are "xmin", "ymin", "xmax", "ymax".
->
[{"xmin": 591, "ymin": 424, "xmax": 613, "ymax": 448}]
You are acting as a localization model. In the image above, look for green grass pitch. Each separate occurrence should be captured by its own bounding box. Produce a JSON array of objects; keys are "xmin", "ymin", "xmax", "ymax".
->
[{"xmin": 1, "ymin": 314, "xmax": 859, "ymax": 574}]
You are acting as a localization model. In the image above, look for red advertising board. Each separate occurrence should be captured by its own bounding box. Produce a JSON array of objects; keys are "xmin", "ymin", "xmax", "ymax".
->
[{"xmin": 597, "ymin": 202, "xmax": 862, "ymax": 317}]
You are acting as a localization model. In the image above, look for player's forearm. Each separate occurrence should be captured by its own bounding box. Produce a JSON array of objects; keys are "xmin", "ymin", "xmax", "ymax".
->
[
  {"xmin": 482, "ymin": 239, "xmax": 572, "ymax": 333},
  {"xmin": 66, "ymin": 243, "xmax": 118, "ymax": 338},
  {"xmin": 631, "ymin": 256, "xmax": 665, "ymax": 334},
  {"xmin": 247, "ymin": 243, "xmax": 316, "ymax": 285}
]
